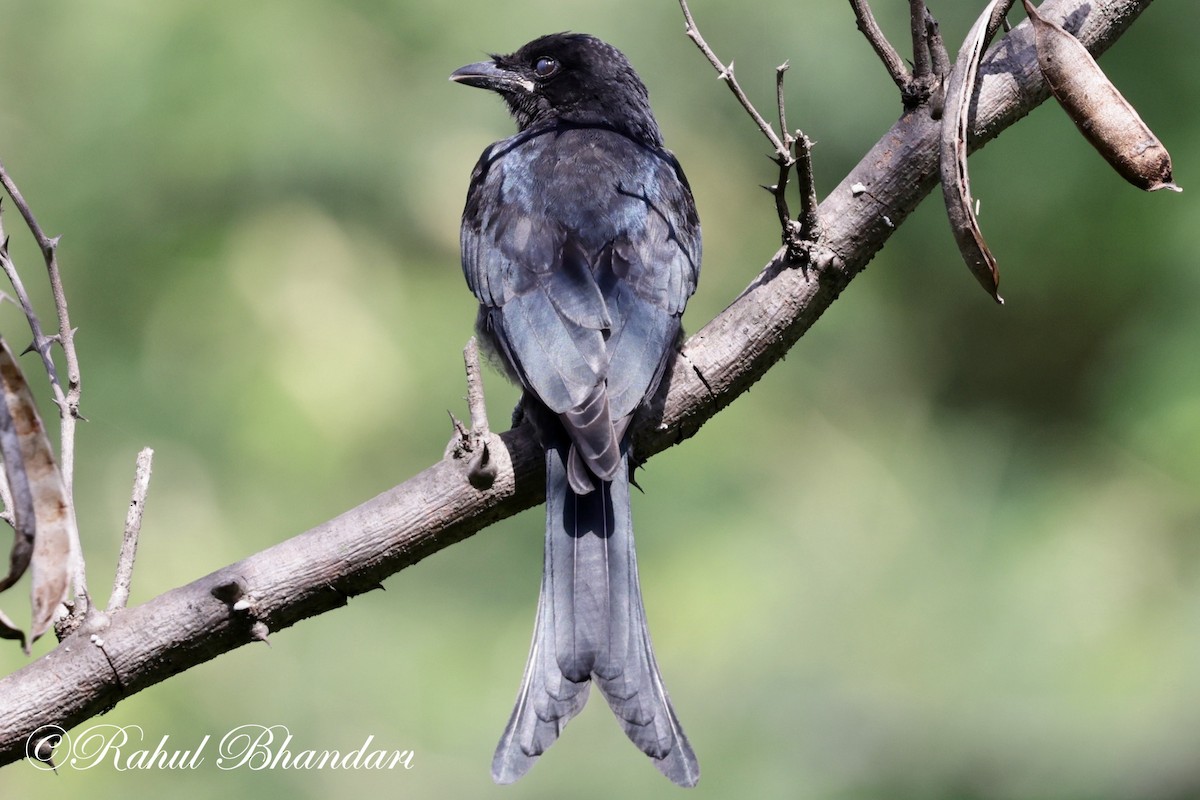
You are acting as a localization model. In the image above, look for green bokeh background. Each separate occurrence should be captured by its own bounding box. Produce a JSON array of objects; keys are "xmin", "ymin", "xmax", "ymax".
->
[{"xmin": 1, "ymin": 1, "xmax": 1197, "ymax": 798}]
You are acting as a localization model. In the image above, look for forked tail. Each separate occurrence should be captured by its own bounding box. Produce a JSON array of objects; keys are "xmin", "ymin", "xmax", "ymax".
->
[{"xmin": 491, "ymin": 444, "xmax": 698, "ymax": 786}]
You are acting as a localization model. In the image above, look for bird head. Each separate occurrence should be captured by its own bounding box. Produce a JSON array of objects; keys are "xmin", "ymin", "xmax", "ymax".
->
[{"xmin": 451, "ymin": 33, "xmax": 663, "ymax": 146}]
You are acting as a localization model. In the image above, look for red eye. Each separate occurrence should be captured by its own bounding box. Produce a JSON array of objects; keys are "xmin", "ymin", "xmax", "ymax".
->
[{"xmin": 534, "ymin": 57, "xmax": 558, "ymax": 78}]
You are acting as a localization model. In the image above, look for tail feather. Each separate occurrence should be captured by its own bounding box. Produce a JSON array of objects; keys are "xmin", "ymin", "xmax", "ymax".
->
[
  {"xmin": 561, "ymin": 382, "xmax": 621, "ymax": 495},
  {"xmin": 491, "ymin": 444, "xmax": 698, "ymax": 787},
  {"xmin": 595, "ymin": 467, "xmax": 698, "ymax": 785},
  {"xmin": 491, "ymin": 557, "xmax": 589, "ymax": 784}
]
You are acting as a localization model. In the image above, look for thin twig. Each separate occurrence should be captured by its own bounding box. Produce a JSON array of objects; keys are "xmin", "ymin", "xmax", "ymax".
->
[
  {"xmin": 849, "ymin": 0, "xmax": 912, "ymax": 92},
  {"xmin": 0, "ymin": 203, "xmax": 63, "ymax": 399},
  {"xmin": 775, "ymin": 62, "xmax": 790, "ymax": 145},
  {"xmin": 680, "ymin": 1, "xmax": 819, "ymax": 260},
  {"xmin": 107, "ymin": 448, "xmax": 154, "ymax": 613},
  {"xmin": 678, "ymin": 0, "xmax": 788, "ymax": 157},
  {"xmin": 0, "ymin": 215, "xmax": 56, "ymax": 543},
  {"xmin": 770, "ymin": 62, "xmax": 796, "ymax": 233},
  {"xmin": 0, "ymin": 161, "xmax": 87, "ymax": 612},
  {"xmin": 0, "ymin": 166, "xmax": 83, "ymax": 429}
]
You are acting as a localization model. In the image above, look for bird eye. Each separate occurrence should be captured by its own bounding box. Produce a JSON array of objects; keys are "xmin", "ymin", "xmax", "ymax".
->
[{"xmin": 533, "ymin": 57, "xmax": 558, "ymax": 78}]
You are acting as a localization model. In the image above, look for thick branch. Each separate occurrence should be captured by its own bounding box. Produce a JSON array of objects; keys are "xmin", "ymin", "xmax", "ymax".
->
[{"xmin": 0, "ymin": 0, "xmax": 1154, "ymax": 767}]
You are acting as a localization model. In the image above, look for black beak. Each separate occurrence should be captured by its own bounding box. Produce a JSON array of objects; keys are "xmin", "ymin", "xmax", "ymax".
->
[{"xmin": 450, "ymin": 60, "xmax": 534, "ymax": 94}]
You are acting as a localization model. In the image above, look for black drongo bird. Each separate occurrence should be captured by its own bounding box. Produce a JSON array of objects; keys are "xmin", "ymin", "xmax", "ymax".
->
[{"xmin": 451, "ymin": 33, "xmax": 701, "ymax": 786}]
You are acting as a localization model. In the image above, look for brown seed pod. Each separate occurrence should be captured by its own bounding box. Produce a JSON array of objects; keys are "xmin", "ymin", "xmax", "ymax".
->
[
  {"xmin": 0, "ymin": 337, "xmax": 74, "ymax": 646},
  {"xmin": 1024, "ymin": 0, "xmax": 1180, "ymax": 192},
  {"xmin": 939, "ymin": 0, "xmax": 1012, "ymax": 304}
]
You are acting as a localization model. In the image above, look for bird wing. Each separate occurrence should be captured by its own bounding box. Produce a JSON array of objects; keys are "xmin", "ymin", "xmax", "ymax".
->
[
  {"xmin": 598, "ymin": 146, "xmax": 700, "ymax": 422},
  {"xmin": 461, "ymin": 127, "xmax": 699, "ymax": 463},
  {"xmin": 462, "ymin": 132, "xmax": 610, "ymax": 418}
]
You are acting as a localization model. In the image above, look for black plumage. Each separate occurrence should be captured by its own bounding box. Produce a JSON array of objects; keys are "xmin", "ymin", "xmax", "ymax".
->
[{"xmin": 452, "ymin": 32, "xmax": 701, "ymax": 786}]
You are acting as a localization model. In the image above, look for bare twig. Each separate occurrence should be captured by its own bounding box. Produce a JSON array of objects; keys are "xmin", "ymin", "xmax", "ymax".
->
[
  {"xmin": 0, "ymin": 162, "xmax": 87, "ymax": 613},
  {"xmin": 0, "ymin": 166, "xmax": 83, "ymax": 429},
  {"xmin": 852, "ymin": 0, "xmax": 945, "ymax": 109},
  {"xmin": 678, "ymin": 0, "xmax": 788, "ymax": 156},
  {"xmin": 0, "ymin": 204, "xmax": 63, "ymax": 398},
  {"xmin": 770, "ymin": 62, "xmax": 797, "ymax": 234},
  {"xmin": 849, "ymin": 0, "xmax": 912, "ymax": 92},
  {"xmin": 774, "ymin": 62, "xmax": 790, "ymax": 148},
  {"xmin": 107, "ymin": 448, "xmax": 154, "ymax": 613},
  {"xmin": 680, "ymin": 1, "xmax": 818, "ymax": 260}
]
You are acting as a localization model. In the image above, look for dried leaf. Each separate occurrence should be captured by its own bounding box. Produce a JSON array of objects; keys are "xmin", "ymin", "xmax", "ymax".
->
[
  {"xmin": 939, "ymin": 0, "xmax": 1009, "ymax": 304},
  {"xmin": 0, "ymin": 337, "xmax": 74, "ymax": 644},
  {"xmin": 1024, "ymin": 0, "xmax": 1180, "ymax": 192}
]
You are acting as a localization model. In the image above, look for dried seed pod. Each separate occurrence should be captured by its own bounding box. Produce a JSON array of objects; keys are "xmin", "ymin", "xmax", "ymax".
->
[
  {"xmin": 939, "ymin": 0, "xmax": 1011, "ymax": 303},
  {"xmin": 0, "ymin": 337, "xmax": 74, "ymax": 645},
  {"xmin": 1024, "ymin": 0, "xmax": 1180, "ymax": 192}
]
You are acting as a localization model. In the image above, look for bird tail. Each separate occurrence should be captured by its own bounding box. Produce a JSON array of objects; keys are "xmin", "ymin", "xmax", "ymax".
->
[{"xmin": 491, "ymin": 444, "xmax": 699, "ymax": 787}]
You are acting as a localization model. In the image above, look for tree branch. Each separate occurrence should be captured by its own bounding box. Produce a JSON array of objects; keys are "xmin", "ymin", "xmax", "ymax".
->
[
  {"xmin": 678, "ymin": 0, "xmax": 788, "ymax": 156},
  {"xmin": 910, "ymin": 0, "xmax": 934, "ymax": 80},
  {"xmin": 106, "ymin": 448, "xmax": 154, "ymax": 613},
  {"xmin": 850, "ymin": 0, "xmax": 912, "ymax": 93},
  {"xmin": 0, "ymin": 0, "xmax": 1156, "ymax": 767},
  {"xmin": 679, "ymin": 0, "xmax": 815, "ymax": 258}
]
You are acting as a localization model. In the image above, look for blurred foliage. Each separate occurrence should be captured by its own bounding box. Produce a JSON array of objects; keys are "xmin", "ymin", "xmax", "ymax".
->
[{"xmin": 0, "ymin": 1, "xmax": 1197, "ymax": 798}]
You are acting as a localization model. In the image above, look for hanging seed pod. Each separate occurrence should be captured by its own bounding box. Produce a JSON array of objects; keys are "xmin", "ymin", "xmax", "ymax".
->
[
  {"xmin": 1024, "ymin": 0, "xmax": 1180, "ymax": 192},
  {"xmin": 939, "ymin": 0, "xmax": 1012, "ymax": 304},
  {"xmin": 0, "ymin": 337, "xmax": 74, "ymax": 646}
]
